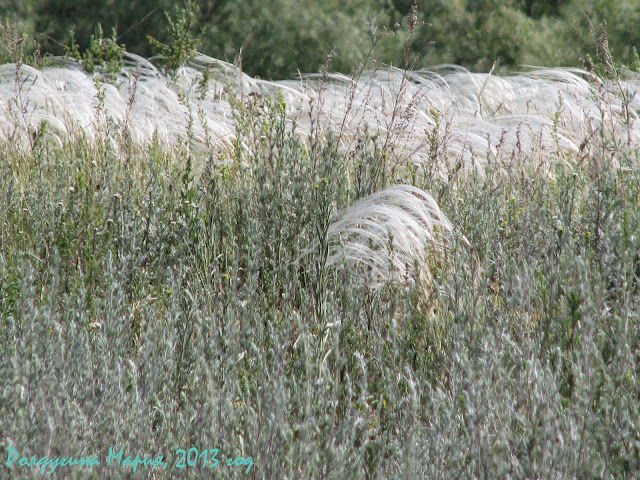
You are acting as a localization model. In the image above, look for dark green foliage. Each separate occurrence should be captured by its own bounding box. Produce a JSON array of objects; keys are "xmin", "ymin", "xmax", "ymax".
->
[
  {"xmin": 4, "ymin": 0, "xmax": 640, "ymax": 78},
  {"xmin": 81, "ymin": 24, "xmax": 126, "ymax": 74},
  {"xmin": 147, "ymin": 0, "xmax": 202, "ymax": 74},
  {"xmin": 200, "ymin": 0, "xmax": 396, "ymax": 79},
  {"xmin": 30, "ymin": 0, "xmax": 174, "ymax": 59}
]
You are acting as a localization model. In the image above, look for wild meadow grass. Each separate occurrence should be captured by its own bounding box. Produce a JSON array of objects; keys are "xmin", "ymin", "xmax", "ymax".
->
[{"xmin": 1, "ymin": 52, "xmax": 640, "ymax": 479}]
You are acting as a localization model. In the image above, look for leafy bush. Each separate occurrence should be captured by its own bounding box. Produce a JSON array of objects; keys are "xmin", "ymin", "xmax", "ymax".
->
[
  {"xmin": 80, "ymin": 24, "xmax": 126, "ymax": 74},
  {"xmin": 147, "ymin": 0, "xmax": 201, "ymax": 75}
]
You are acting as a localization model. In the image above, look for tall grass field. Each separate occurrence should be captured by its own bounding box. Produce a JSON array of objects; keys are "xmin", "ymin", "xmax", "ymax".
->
[{"xmin": 1, "ymin": 44, "xmax": 640, "ymax": 479}]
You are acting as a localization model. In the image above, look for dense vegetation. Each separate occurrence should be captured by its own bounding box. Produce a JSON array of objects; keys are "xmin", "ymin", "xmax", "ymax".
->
[
  {"xmin": 2, "ymin": 2, "xmax": 640, "ymax": 479},
  {"xmin": 2, "ymin": 0, "xmax": 640, "ymax": 78}
]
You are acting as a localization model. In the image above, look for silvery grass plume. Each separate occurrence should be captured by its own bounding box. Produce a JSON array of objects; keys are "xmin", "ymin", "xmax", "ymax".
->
[
  {"xmin": 325, "ymin": 184, "xmax": 458, "ymax": 290},
  {"xmin": 1, "ymin": 52, "xmax": 640, "ymax": 176},
  {"xmin": 0, "ymin": 54, "xmax": 237, "ymax": 152}
]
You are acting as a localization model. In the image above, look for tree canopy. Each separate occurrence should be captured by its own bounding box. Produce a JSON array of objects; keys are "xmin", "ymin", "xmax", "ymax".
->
[{"xmin": 2, "ymin": 0, "xmax": 639, "ymax": 78}]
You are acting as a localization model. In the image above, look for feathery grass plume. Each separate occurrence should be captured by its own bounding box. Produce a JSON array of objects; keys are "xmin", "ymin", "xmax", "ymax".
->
[
  {"xmin": 326, "ymin": 184, "xmax": 456, "ymax": 289},
  {"xmin": 0, "ymin": 56, "xmax": 239, "ymax": 155},
  {"xmin": 1, "ymin": 51, "xmax": 640, "ymax": 175}
]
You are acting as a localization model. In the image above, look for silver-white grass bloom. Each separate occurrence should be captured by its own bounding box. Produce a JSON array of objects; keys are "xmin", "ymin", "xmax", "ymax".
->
[
  {"xmin": 326, "ymin": 185, "xmax": 455, "ymax": 289},
  {"xmin": 2, "ymin": 53, "xmax": 640, "ymax": 175}
]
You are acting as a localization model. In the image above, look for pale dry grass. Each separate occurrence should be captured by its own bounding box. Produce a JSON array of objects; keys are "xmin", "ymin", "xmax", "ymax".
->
[{"xmin": 2, "ymin": 52, "xmax": 639, "ymax": 174}]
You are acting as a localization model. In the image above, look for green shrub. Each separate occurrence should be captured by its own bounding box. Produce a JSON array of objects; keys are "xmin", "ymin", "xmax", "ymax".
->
[
  {"xmin": 81, "ymin": 24, "xmax": 126, "ymax": 74},
  {"xmin": 147, "ymin": 0, "xmax": 202, "ymax": 75}
]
